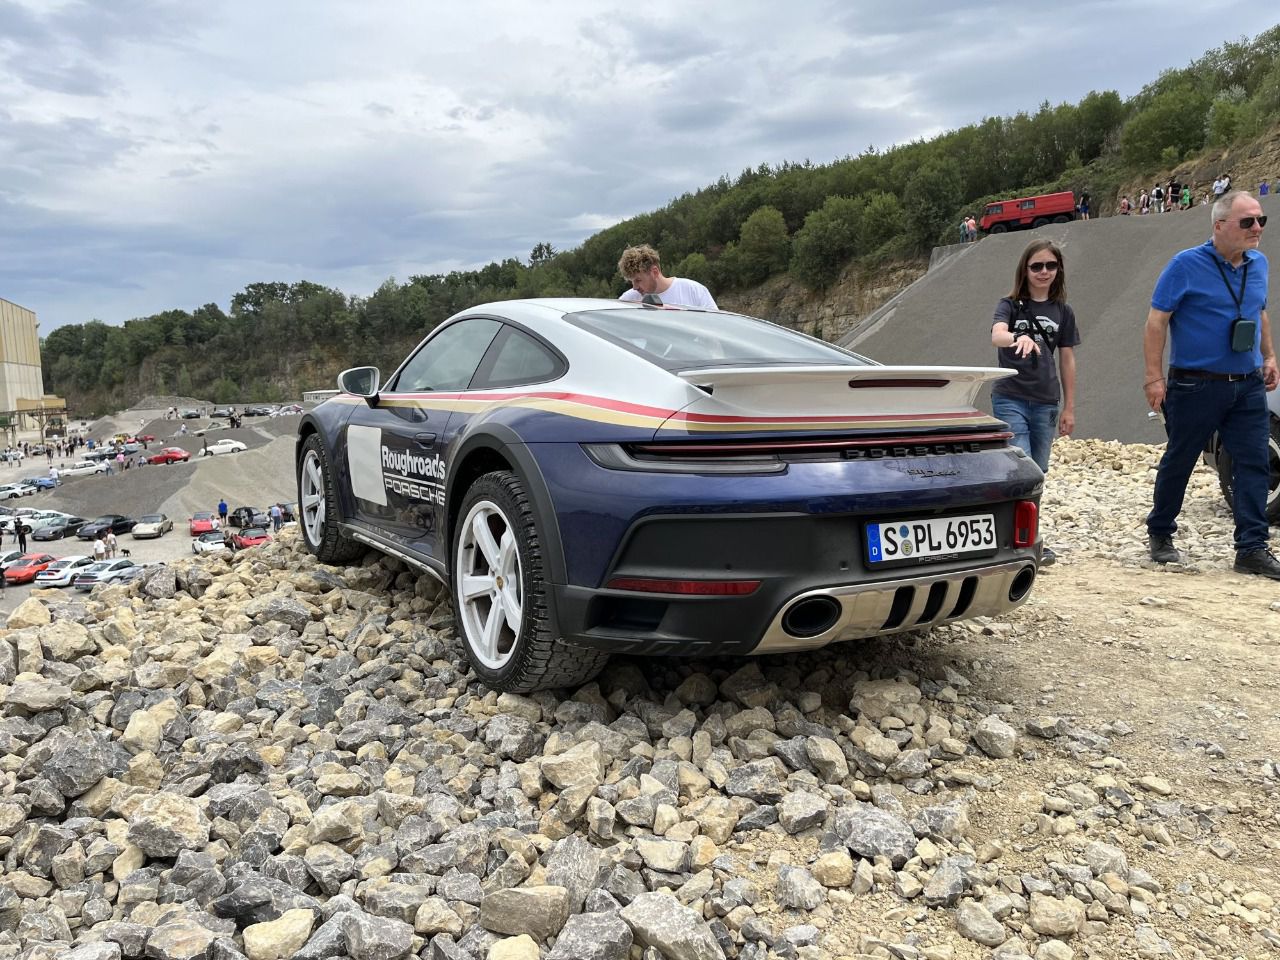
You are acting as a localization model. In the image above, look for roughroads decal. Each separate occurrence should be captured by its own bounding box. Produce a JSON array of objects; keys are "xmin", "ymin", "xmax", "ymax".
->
[{"xmin": 382, "ymin": 445, "xmax": 446, "ymax": 505}]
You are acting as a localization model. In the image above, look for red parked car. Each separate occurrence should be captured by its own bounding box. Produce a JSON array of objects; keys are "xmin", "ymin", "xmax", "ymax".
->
[
  {"xmin": 231, "ymin": 526, "xmax": 272, "ymax": 550},
  {"xmin": 135, "ymin": 434, "xmax": 156, "ymax": 442},
  {"xmin": 189, "ymin": 511, "xmax": 218, "ymax": 535},
  {"xmin": 5, "ymin": 553, "xmax": 58, "ymax": 584},
  {"xmin": 148, "ymin": 447, "xmax": 190, "ymax": 465}
]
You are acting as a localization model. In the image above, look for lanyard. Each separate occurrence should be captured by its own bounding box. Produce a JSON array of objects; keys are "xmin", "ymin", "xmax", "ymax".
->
[{"xmin": 1212, "ymin": 255, "xmax": 1249, "ymax": 317}]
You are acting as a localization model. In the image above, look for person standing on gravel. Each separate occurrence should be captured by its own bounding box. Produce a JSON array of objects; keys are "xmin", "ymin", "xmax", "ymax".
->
[
  {"xmin": 105, "ymin": 530, "xmax": 117, "ymax": 559},
  {"xmin": 990, "ymin": 239, "xmax": 1080, "ymax": 565},
  {"xmin": 1143, "ymin": 190, "xmax": 1278, "ymax": 578},
  {"xmin": 218, "ymin": 499, "xmax": 229, "ymax": 526},
  {"xmin": 92, "ymin": 535, "xmax": 106, "ymax": 562}
]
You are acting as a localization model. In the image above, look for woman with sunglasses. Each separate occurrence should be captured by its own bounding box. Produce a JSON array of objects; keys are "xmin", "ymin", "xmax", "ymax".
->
[{"xmin": 990, "ymin": 239, "xmax": 1081, "ymax": 564}]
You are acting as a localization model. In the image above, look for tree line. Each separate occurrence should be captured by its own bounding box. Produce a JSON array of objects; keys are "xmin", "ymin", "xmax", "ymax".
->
[{"xmin": 43, "ymin": 28, "xmax": 1280, "ymax": 415}]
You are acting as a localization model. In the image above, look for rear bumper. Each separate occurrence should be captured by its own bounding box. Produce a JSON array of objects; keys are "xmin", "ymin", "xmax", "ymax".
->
[{"xmin": 550, "ymin": 505, "xmax": 1039, "ymax": 656}]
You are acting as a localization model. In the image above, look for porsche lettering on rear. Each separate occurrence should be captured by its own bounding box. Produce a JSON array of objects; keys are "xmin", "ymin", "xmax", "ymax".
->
[{"xmin": 296, "ymin": 298, "xmax": 1045, "ymax": 694}]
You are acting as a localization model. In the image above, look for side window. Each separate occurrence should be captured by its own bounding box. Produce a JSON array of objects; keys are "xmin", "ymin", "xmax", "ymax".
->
[
  {"xmin": 986, "ymin": 205, "xmax": 1002, "ymax": 216},
  {"xmin": 475, "ymin": 327, "xmax": 565, "ymax": 388},
  {"xmin": 1020, "ymin": 200, "xmax": 1036, "ymax": 210},
  {"xmin": 392, "ymin": 318, "xmax": 501, "ymax": 392}
]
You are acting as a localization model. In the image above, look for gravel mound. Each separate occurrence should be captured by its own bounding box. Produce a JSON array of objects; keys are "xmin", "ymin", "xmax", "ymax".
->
[{"xmin": 1, "ymin": 437, "xmax": 1275, "ymax": 959}]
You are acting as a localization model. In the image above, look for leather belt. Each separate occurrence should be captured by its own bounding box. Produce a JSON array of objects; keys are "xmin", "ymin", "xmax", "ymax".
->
[{"xmin": 1168, "ymin": 366, "xmax": 1251, "ymax": 382}]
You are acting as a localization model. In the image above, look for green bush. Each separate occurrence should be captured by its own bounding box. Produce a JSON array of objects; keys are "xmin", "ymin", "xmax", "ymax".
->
[{"xmin": 790, "ymin": 196, "xmax": 865, "ymax": 290}]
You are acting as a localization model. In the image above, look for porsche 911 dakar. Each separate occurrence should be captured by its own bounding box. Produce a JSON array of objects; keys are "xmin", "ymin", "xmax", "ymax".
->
[{"xmin": 296, "ymin": 298, "xmax": 1044, "ymax": 692}]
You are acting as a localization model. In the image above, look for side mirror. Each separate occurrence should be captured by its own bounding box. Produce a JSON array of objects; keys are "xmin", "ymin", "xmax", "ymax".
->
[{"xmin": 338, "ymin": 366, "xmax": 380, "ymax": 399}]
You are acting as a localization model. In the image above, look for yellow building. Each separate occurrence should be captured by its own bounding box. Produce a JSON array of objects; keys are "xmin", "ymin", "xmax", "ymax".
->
[
  {"xmin": 0, "ymin": 297, "xmax": 58, "ymax": 434},
  {"xmin": 0, "ymin": 298, "xmax": 44, "ymax": 405}
]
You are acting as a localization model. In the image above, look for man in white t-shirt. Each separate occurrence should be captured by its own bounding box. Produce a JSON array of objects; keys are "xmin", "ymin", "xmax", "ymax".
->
[{"xmin": 617, "ymin": 244, "xmax": 717, "ymax": 309}]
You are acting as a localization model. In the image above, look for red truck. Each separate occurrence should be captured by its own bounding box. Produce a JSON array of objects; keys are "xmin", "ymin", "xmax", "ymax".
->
[{"xmin": 979, "ymin": 191, "xmax": 1077, "ymax": 233}]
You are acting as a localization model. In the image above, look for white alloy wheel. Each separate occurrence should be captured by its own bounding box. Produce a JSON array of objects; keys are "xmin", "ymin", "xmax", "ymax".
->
[
  {"xmin": 456, "ymin": 498, "xmax": 524, "ymax": 670},
  {"xmin": 299, "ymin": 449, "xmax": 326, "ymax": 545}
]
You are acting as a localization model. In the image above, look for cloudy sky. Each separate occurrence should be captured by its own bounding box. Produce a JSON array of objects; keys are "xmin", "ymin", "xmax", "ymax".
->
[{"xmin": 1, "ymin": 1, "xmax": 1274, "ymax": 333}]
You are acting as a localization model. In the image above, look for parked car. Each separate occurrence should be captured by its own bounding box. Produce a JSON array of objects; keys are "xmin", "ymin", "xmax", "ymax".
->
[
  {"xmin": 0, "ymin": 507, "xmax": 53, "ymax": 532},
  {"xmin": 245, "ymin": 405, "xmax": 276, "ymax": 416},
  {"xmin": 5, "ymin": 553, "xmax": 58, "ymax": 584},
  {"xmin": 147, "ymin": 447, "xmax": 190, "ymax": 465},
  {"xmin": 211, "ymin": 407, "xmax": 234, "ymax": 418},
  {"xmin": 0, "ymin": 450, "xmax": 24, "ymax": 462},
  {"xmin": 295, "ymin": 297, "xmax": 1043, "ymax": 692},
  {"xmin": 231, "ymin": 526, "xmax": 272, "ymax": 550},
  {"xmin": 72, "ymin": 558, "xmax": 137, "ymax": 591},
  {"xmin": 179, "ymin": 409, "xmax": 202, "ymax": 419},
  {"xmin": 34, "ymin": 555, "xmax": 95, "ymax": 587},
  {"xmin": 191, "ymin": 531, "xmax": 230, "ymax": 555},
  {"xmin": 194, "ymin": 423, "xmax": 230, "ymax": 437},
  {"xmin": 21, "ymin": 476, "xmax": 58, "ymax": 491},
  {"xmin": 0, "ymin": 548, "xmax": 25, "ymax": 570},
  {"xmin": 198, "ymin": 438, "xmax": 247, "ymax": 457},
  {"xmin": 229, "ymin": 506, "xmax": 267, "ymax": 528},
  {"xmin": 135, "ymin": 434, "xmax": 156, "ymax": 443},
  {"xmin": 1204, "ymin": 388, "xmax": 1280, "ymax": 523},
  {"xmin": 78, "ymin": 515, "xmax": 138, "ymax": 539},
  {"xmin": 131, "ymin": 513, "xmax": 174, "ymax": 539},
  {"xmin": 61, "ymin": 460, "xmax": 111, "ymax": 478},
  {"xmin": 0, "ymin": 482, "xmax": 35, "ymax": 499},
  {"xmin": 189, "ymin": 511, "xmax": 220, "ymax": 535},
  {"xmin": 271, "ymin": 404, "xmax": 304, "ymax": 416},
  {"xmin": 32, "ymin": 515, "xmax": 88, "ymax": 540},
  {"xmin": 83, "ymin": 449, "xmax": 113, "ymax": 462}
]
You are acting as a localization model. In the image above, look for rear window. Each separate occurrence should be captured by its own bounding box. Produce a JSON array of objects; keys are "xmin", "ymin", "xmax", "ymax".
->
[{"xmin": 566, "ymin": 308, "xmax": 870, "ymax": 370}]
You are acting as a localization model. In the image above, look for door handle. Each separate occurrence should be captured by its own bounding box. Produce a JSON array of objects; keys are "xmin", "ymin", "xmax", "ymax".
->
[{"xmin": 414, "ymin": 433, "xmax": 438, "ymax": 447}]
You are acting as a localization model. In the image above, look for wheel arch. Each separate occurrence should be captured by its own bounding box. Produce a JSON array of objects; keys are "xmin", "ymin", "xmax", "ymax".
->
[{"xmin": 445, "ymin": 427, "xmax": 567, "ymax": 585}]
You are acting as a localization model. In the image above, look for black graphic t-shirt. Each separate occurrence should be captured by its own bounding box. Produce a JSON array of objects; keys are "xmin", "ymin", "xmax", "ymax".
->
[{"xmin": 990, "ymin": 297, "xmax": 1080, "ymax": 405}]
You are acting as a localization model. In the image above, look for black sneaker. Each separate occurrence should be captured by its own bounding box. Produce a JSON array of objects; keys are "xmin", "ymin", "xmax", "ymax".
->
[
  {"xmin": 1234, "ymin": 548, "xmax": 1280, "ymax": 580},
  {"xmin": 1040, "ymin": 545, "xmax": 1057, "ymax": 566},
  {"xmin": 1148, "ymin": 535, "xmax": 1182, "ymax": 565}
]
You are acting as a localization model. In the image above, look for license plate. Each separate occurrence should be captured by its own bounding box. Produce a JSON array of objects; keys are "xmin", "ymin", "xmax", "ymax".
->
[{"xmin": 866, "ymin": 513, "xmax": 997, "ymax": 564}]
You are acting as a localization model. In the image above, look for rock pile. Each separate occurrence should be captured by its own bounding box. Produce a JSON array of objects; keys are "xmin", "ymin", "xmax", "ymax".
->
[{"xmin": 0, "ymin": 445, "xmax": 1275, "ymax": 960}]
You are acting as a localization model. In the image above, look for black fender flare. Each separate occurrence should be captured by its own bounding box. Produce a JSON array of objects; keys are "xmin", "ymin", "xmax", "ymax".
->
[{"xmin": 445, "ymin": 425, "xmax": 567, "ymax": 586}]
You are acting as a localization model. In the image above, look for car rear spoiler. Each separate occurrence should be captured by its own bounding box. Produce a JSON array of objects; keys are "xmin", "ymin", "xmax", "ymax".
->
[{"xmin": 667, "ymin": 365, "xmax": 1014, "ymax": 421}]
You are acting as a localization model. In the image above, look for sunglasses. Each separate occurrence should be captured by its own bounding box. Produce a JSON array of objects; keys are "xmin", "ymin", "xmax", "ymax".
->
[
  {"xmin": 1027, "ymin": 261, "xmax": 1059, "ymax": 273},
  {"xmin": 1218, "ymin": 215, "xmax": 1267, "ymax": 229}
]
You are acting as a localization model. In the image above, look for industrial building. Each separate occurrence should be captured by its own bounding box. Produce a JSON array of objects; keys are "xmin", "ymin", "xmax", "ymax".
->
[{"xmin": 0, "ymin": 297, "xmax": 64, "ymax": 437}]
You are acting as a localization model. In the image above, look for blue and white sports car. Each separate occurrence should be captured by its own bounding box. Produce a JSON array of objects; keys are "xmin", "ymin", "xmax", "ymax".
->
[{"xmin": 296, "ymin": 298, "xmax": 1043, "ymax": 692}]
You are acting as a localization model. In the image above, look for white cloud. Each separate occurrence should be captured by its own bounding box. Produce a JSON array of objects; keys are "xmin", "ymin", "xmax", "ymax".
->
[{"xmin": 0, "ymin": 0, "xmax": 1274, "ymax": 330}]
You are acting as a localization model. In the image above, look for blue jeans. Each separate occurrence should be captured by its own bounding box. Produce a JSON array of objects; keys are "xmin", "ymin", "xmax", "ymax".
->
[
  {"xmin": 1148, "ymin": 371, "xmax": 1268, "ymax": 553},
  {"xmin": 991, "ymin": 396, "xmax": 1058, "ymax": 473}
]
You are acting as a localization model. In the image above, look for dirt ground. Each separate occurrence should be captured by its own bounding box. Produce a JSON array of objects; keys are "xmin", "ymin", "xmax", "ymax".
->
[{"xmin": 794, "ymin": 555, "xmax": 1280, "ymax": 959}]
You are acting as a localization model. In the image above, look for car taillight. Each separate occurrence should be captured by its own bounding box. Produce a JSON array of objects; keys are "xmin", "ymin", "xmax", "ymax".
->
[
  {"xmin": 1012, "ymin": 500, "xmax": 1038, "ymax": 548},
  {"xmin": 605, "ymin": 577, "xmax": 761, "ymax": 596}
]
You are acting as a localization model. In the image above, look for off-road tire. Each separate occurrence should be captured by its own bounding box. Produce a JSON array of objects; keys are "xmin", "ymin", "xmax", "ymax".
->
[
  {"xmin": 452, "ymin": 470, "xmax": 608, "ymax": 693},
  {"xmin": 1217, "ymin": 415, "xmax": 1280, "ymax": 523},
  {"xmin": 297, "ymin": 433, "xmax": 363, "ymax": 564},
  {"xmin": 989, "ymin": 223, "xmax": 1008, "ymax": 234}
]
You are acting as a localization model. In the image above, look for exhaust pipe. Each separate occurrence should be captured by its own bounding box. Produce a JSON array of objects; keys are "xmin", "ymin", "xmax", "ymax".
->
[
  {"xmin": 781, "ymin": 596, "xmax": 842, "ymax": 638},
  {"xmin": 1008, "ymin": 565, "xmax": 1036, "ymax": 603}
]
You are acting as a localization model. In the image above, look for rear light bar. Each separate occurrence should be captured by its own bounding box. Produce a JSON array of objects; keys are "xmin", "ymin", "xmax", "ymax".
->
[
  {"xmin": 627, "ymin": 430, "xmax": 1011, "ymax": 456},
  {"xmin": 606, "ymin": 577, "xmax": 761, "ymax": 596},
  {"xmin": 1013, "ymin": 500, "xmax": 1038, "ymax": 548}
]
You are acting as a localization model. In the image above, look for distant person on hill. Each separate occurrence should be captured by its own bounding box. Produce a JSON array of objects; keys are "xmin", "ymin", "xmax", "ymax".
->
[
  {"xmin": 1139, "ymin": 189, "xmax": 1150, "ymax": 214},
  {"xmin": 965, "ymin": 216, "xmax": 977, "ymax": 242},
  {"xmin": 989, "ymin": 239, "xmax": 1080, "ymax": 565},
  {"xmin": 1078, "ymin": 191, "xmax": 1090, "ymax": 220},
  {"xmin": 1152, "ymin": 184, "xmax": 1165, "ymax": 214},
  {"xmin": 1261, "ymin": 179, "xmax": 1270, "ymax": 197},
  {"xmin": 1119, "ymin": 195, "xmax": 1132, "ymax": 215},
  {"xmin": 1143, "ymin": 190, "xmax": 1277, "ymax": 578},
  {"xmin": 617, "ymin": 244, "xmax": 717, "ymax": 309},
  {"xmin": 1212, "ymin": 174, "xmax": 1227, "ymax": 198},
  {"xmin": 959, "ymin": 220, "xmax": 968, "ymax": 243},
  {"xmin": 1181, "ymin": 184, "xmax": 1192, "ymax": 210}
]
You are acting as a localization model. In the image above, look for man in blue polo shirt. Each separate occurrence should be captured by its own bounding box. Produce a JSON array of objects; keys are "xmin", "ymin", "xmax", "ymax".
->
[{"xmin": 1142, "ymin": 190, "xmax": 1278, "ymax": 577}]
